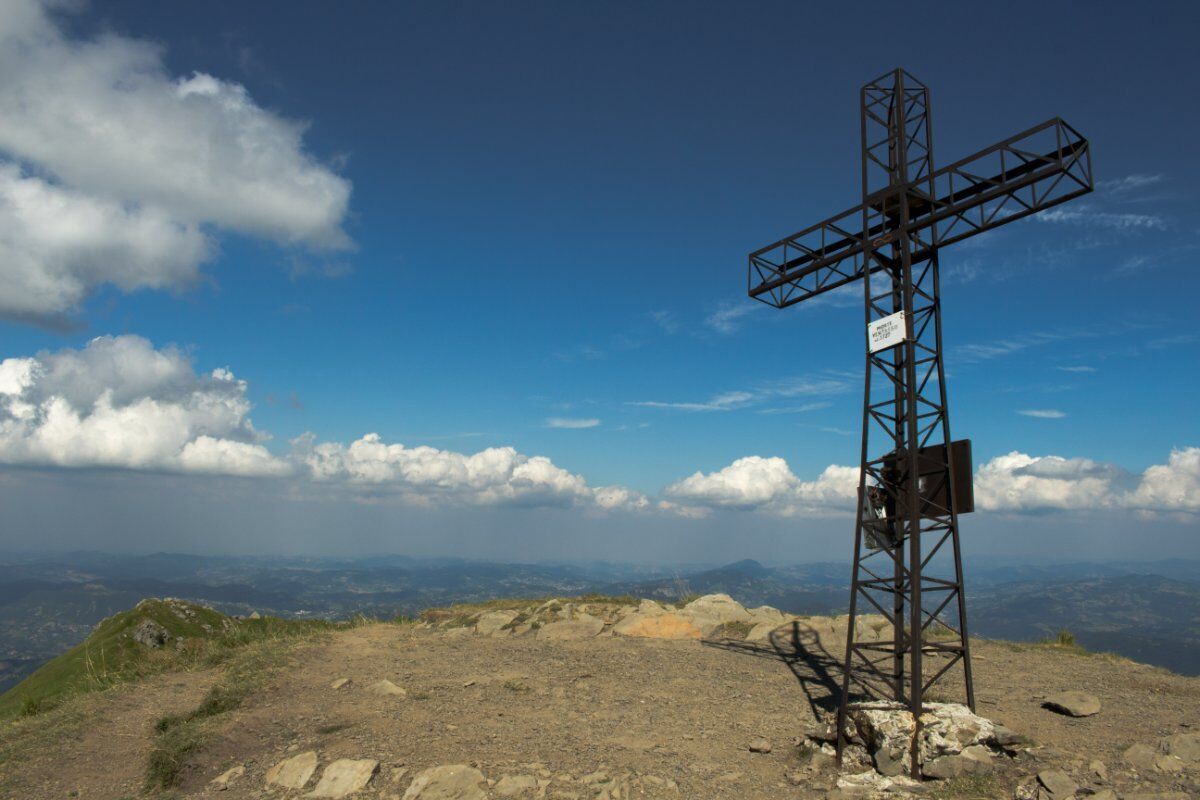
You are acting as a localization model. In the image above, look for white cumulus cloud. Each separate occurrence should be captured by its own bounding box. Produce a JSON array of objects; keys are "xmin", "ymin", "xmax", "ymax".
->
[
  {"xmin": 296, "ymin": 433, "xmax": 645, "ymax": 511},
  {"xmin": 0, "ymin": 335, "xmax": 287, "ymax": 476},
  {"xmin": 661, "ymin": 448, "xmax": 1200, "ymax": 518},
  {"xmin": 0, "ymin": 336, "xmax": 650, "ymax": 512},
  {"xmin": 0, "ymin": 0, "xmax": 351, "ymax": 320},
  {"xmin": 663, "ymin": 455, "xmax": 858, "ymax": 516},
  {"xmin": 973, "ymin": 449, "xmax": 1200, "ymax": 514},
  {"xmin": 0, "ymin": 165, "xmax": 212, "ymax": 318}
]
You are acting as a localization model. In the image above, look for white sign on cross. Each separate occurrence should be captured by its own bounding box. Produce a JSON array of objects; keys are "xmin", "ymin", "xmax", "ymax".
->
[{"xmin": 867, "ymin": 310, "xmax": 907, "ymax": 353}]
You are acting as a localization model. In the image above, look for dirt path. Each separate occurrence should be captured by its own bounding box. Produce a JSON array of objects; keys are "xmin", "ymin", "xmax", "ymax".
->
[{"xmin": 0, "ymin": 667, "xmax": 219, "ymax": 799}]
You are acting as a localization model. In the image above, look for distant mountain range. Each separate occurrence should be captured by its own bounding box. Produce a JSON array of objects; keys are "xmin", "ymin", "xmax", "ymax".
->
[{"xmin": 1, "ymin": 551, "xmax": 1198, "ymax": 692}]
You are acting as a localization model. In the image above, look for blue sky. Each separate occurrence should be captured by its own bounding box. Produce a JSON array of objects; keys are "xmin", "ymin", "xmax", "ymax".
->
[{"xmin": 0, "ymin": 1, "xmax": 1196, "ymax": 561}]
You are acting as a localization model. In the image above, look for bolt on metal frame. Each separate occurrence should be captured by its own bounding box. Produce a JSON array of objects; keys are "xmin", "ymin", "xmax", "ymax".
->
[{"xmin": 745, "ymin": 68, "xmax": 1092, "ymax": 777}]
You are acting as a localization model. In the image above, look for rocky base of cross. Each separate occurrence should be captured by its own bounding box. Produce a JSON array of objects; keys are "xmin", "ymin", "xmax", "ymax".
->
[{"xmin": 801, "ymin": 700, "xmax": 1023, "ymax": 786}]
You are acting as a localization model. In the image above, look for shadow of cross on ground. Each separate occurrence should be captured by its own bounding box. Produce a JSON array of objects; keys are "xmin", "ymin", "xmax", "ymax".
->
[{"xmin": 703, "ymin": 621, "xmax": 851, "ymax": 717}]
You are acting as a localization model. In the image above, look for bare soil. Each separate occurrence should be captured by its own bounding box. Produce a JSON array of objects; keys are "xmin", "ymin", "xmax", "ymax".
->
[{"xmin": 4, "ymin": 621, "xmax": 1198, "ymax": 799}]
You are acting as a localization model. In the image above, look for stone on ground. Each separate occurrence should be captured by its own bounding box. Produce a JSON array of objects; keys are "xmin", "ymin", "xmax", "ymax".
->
[
  {"xmin": 537, "ymin": 614, "xmax": 605, "ymax": 640},
  {"xmin": 1043, "ymin": 690, "xmax": 1101, "ymax": 717},
  {"xmin": 130, "ymin": 618, "xmax": 170, "ymax": 648},
  {"xmin": 330, "ymin": 677, "xmax": 351, "ymax": 690},
  {"xmin": 1160, "ymin": 732, "xmax": 1200, "ymax": 765},
  {"xmin": 1125, "ymin": 743, "xmax": 1159, "ymax": 772},
  {"xmin": 1036, "ymin": 768, "xmax": 1078, "ymax": 798},
  {"xmin": 923, "ymin": 745, "xmax": 992, "ymax": 779},
  {"xmin": 402, "ymin": 764, "xmax": 488, "ymax": 799},
  {"xmin": 367, "ymin": 678, "xmax": 407, "ymax": 697},
  {"xmin": 475, "ymin": 610, "xmax": 518, "ymax": 637},
  {"xmin": 493, "ymin": 773, "xmax": 538, "ymax": 796},
  {"xmin": 211, "ymin": 764, "xmax": 245, "ymax": 788},
  {"xmin": 266, "ymin": 750, "xmax": 319, "ymax": 790},
  {"xmin": 748, "ymin": 738, "xmax": 772, "ymax": 754},
  {"xmin": 307, "ymin": 758, "xmax": 379, "ymax": 798},
  {"xmin": 611, "ymin": 613, "xmax": 702, "ymax": 639}
]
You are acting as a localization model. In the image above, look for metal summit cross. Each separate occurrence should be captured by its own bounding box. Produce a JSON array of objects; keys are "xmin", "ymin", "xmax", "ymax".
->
[{"xmin": 744, "ymin": 68, "xmax": 1093, "ymax": 771}]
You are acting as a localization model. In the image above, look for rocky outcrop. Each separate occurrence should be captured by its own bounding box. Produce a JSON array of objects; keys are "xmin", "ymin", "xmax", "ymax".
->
[
  {"xmin": 130, "ymin": 618, "xmax": 171, "ymax": 648},
  {"xmin": 425, "ymin": 593, "xmax": 897, "ymax": 650},
  {"xmin": 475, "ymin": 610, "xmax": 518, "ymax": 637},
  {"xmin": 844, "ymin": 701, "xmax": 1001, "ymax": 780},
  {"xmin": 537, "ymin": 614, "xmax": 604, "ymax": 640}
]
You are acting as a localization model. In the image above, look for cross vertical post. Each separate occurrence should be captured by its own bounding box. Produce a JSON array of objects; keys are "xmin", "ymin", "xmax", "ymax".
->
[{"xmin": 744, "ymin": 68, "xmax": 1093, "ymax": 780}]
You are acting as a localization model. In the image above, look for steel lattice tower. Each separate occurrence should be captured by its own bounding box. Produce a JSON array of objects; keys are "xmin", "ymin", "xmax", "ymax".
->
[{"xmin": 745, "ymin": 69, "xmax": 1093, "ymax": 776}]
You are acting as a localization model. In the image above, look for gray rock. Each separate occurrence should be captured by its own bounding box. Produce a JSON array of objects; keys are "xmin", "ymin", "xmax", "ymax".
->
[
  {"xmin": 923, "ymin": 753, "xmax": 988, "ymax": 779},
  {"xmin": 1088, "ymin": 759, "xmax": 1107, "ymax": 781},
  {"xmin": 1125, "ymin": 743, "xmax": 1159, "ymax": 772},
  {"xmin": 265, "ymin": 751, "xmax": 319, "ymax": 790},
  {"xmin": 1043, "ymin": 691, "xmax": 1100, "ymax": 717},
  {"xmin": 537, "ymin": 615, "xmax": 605, "ymax": 640},
  {"xmin": 475, "ymin": 610, "xmax": 518, "ymax": 637},
  {"xmin": 130, "ymin": 618, "xmax": 170, "ymax": 648},
  {"xmin": 367, "ymin": 679, "xmax": 407, "ymax": 698},
  {"xmin": 802, "ymin": 717, "xmax": 839, "ymax": 743},
  {"xmin": 1160, "ymin": 732, "xmax": 1200, "ymax": 765},
  {"xmin": 1036, "ymin": 768, "xmax": 1078, "ymax": 798},
  {"xmin": 402, "ymin": 765, "xmax": 487, "ymax": 799},
  {"xmin": 993, "ymin": 724, "xmax": 1025, "ymax": 747},
  {"xmin": 329, "ymin": 678, "xmax": 351, "ymax": 690},
  {"xmin": 1090, "ymin": 791, "xmax": 1117, "ymax": 800},
  {"xmin": 308, "ymin": 759, "xmax": 379, "ymax": 798},
  {"xmin": 211, "ymin": 764, "xmax": 245, "ymax": 789},
  {"xmin": 748, "ymin": 738, "xmax": 772, "ymax": 754},
  {"xmin": 493, "ymin": 774, "xmax": 538, "ymax": 796}
]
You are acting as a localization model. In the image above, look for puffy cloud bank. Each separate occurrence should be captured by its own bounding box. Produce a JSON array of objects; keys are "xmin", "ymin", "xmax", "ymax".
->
[
  {"xmin": 0, "ymin": 336, "xmax": 646, "ymax": 512},
  {"xmin": 0, "ymin": 335, "xmax": 287, "ymax": 476},
  {"xmin": 665, "ymin": 450, "xmax": 1200, "ymax": 517},
  {"xmin": 663, "ymin": 456, "xmax": 858, "ymax": 516},
  {"xmin": 298, "ymin": 434, "xmax": 647, "ymax": 510},
  {"xmin": 0, "ymin": 336, "xmax": 1195, "ymax": 517},
  {"xmin": 0, "ymin": 0, "xmax": 351, "ymax": 319}
]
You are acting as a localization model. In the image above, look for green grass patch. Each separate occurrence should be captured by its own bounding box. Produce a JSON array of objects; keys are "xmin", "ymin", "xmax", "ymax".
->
[
  {"xmin": 145, "ymin": 724, "xmax": 206, "ymax": 790},
  {"xmin": 0, "ymin": 598, "xmax": 349, "ymax": 720}
]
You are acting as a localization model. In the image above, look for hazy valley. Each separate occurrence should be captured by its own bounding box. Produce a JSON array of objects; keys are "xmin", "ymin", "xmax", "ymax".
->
[{"xmin": 3, "ymin": 551, "xmax": 1198, "ymax": 695}]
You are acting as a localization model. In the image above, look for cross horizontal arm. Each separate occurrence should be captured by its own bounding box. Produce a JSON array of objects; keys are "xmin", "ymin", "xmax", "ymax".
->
[{"xmin": 748, "ymin": 117, "xmax": 1092, "ymax": 308}]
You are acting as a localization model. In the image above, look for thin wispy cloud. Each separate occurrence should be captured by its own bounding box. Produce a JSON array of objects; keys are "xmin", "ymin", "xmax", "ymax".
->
[
  {"xmin": 706, "ymin": 302, "xmax": 757, "ymax": 334},
  {"xmin": 1018, "ymin": 409, "xmax": 1067, "ymax": 419},
  {"xmin": 1036, "ymin": 206, "xmax": 1168, "ymax": 231},
  {"xmin": 631, "ymin": 391, "xmax": 755, "ymax": 412},
  {"xmin": 759, "ymin": 402, "xmax": 833, "ymax": 415},
  {"xmin": 632, "ymin": 373, "xmax": 852, "ymax": 413},
  {"xmin": 545, "ymin": 417, "xmax": 601, "ymax": 429},
  {"xmin": 953, "ymin": 331, "xmax": 1069, "ymax": 363},
  {"xmin": 1057, "ymin": 365, "xmax": 1097, "ymax": 373},
  {"xmin": 1099, "ymin": 174, "xmax": 1163, "ymax": 194},
  {"xmin": 649, "ymin": 309, "xmax": 679, "ymax": 334}
]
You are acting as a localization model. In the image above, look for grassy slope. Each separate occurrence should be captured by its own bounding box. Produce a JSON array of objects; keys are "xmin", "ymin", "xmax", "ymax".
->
[{"xmin": 0, "ymin": 597, "xmax": 338, "ymax": 719}]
